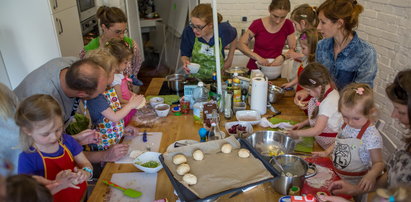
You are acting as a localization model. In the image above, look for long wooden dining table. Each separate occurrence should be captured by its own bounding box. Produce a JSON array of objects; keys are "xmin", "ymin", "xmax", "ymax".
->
[{"xmin": 87, "ymin": 77, "xmax": 321, "ymax": 201}]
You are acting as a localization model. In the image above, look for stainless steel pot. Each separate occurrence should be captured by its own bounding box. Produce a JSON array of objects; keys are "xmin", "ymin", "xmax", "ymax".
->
[
  {"xmin": 270, "ymin": 154, "xmax": 317, "ymax": 195},
  {"xmin": 166, "ymin": 74, "xmax": 187, "ymax": 92},
  {"xmin": 267, "ymin": 84, "xmax": 284, "ymax": 103},
  {"xmin": 225, "ymin": 66, "xmax": 249, "ymax": 77},
  {"xmin": 245, "ymin": 131, "xmax": 295, "ymax": 162}
]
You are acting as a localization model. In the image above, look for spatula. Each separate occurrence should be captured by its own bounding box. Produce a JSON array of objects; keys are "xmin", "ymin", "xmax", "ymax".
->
[{"xmin": 103, "ymin": 180, "xmax": 142, "ymax": 198}]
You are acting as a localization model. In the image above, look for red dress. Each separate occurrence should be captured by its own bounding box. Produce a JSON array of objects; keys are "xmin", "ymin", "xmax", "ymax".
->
[{"xmin": 246, "ymin": 19, "xmax": 294, "ymax": 70}]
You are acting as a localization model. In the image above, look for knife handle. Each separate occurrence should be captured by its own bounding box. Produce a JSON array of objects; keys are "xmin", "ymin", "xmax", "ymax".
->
[{"xmin": 103, "ymin": 180, "xmax": 126, "ymax": 191}]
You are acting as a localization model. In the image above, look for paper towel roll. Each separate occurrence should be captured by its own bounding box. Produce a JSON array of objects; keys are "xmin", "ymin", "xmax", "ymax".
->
[{"xmin": 250, "ymin": 77, "xmax": 268, "ymax": 115}]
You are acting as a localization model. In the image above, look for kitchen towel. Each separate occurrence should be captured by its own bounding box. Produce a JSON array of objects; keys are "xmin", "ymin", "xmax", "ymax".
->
[{"xmin": 250, "ymin": 77, "xmax": 267, "ymax": 115}]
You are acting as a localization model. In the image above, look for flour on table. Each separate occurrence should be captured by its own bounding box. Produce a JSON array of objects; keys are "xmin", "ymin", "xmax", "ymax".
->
[{"xmin": 306, "ymin": 165, "xmax": 333, "ymax": 188}]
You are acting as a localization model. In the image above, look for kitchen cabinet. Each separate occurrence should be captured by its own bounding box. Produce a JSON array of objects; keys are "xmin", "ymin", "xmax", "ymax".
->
[{"xmin": 0, "ymin": 0, "xmax": 83, "ymax": 88}]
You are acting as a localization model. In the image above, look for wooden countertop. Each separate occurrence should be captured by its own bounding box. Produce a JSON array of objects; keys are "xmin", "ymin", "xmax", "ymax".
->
[{"xmin": 88, "ymin": 78, "xmax": 320, "ymax": 202}]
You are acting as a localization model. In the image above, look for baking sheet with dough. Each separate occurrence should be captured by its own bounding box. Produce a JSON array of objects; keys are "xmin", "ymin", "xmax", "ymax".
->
[
  {"xmin": 116, "ymin": 132, "xmax": 162, "ymax": 164},
  {"xmin": 163, "ymin": 136, "xmax": 273, "ymax": 198}
]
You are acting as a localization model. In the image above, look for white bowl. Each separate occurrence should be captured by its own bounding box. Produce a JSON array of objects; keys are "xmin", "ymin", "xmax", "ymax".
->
[
  {"xmin": 154, "ymin": 104, "xmax": 170, "ymax": 117},
  {"xmin": 133, "ymin": 151, "xmax": 163, "ymax": 173},
  {"xmin": 236, "ymin": 110, "xmax": 262, "ymax": 125},
  {"xmin": 255, "ymin": 59, "xmax": 283, "ymax": 80},
  {"xmin": 225, "ymin": 121, "xmax": 253, "ymax": 135},
  {"xmin": 187, "ymin": 63, "xmax": 200, "ymax": 74},
  {"xmin": 150, "ymin": 97, "xmax": 164, "ymax": 107}
]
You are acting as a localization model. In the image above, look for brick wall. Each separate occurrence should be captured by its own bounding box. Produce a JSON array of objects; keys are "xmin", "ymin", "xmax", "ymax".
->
[{"xmin": 200, "ymin": 0, "xmax": 411, "ymax": 158}]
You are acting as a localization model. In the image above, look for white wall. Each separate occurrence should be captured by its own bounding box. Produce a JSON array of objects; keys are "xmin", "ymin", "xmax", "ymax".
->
[
  {"xmin": 0, "ymin": 0, "xmax": 61, "ymax": 89},
  {"xmin": 201, "ymin": 0, "xmax": 411, "ymax": 157}
]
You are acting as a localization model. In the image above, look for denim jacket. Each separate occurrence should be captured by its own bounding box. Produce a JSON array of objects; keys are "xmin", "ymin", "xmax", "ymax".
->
[{"xmin": 316, "ymin": 32, "xmax": 377, "ymax": 90}]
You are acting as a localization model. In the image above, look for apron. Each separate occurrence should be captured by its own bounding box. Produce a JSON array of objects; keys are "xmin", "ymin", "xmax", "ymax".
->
[
  {"xmin": 120, "ymin": 76, "xmax": 137, "ymax": 126},
  {"xmin": 307, "ymin": 87, "xmax": 337, "ymax": 149},
  {"xmin": 295, "ymin": 61, "xmax": 304, "ymax": 92},
  {"xmin": 191, "ymin": 37, "xmax": 224, "ymax": 81},
  {"xmin": 332, "ymin": 121, "xmax": 370, "ymax": 180},
  {"xmin": 37, "ymin": 142, "xmax": 87, "ymax": 202},
  {"xmin": 93, "ymin": 88, "xmax": 125, "ymax": 151}
]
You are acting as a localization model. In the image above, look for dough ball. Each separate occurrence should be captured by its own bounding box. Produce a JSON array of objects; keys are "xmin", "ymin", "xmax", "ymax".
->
[
  {"xmin": 238, "ymin": 148, "xmax": 250, "ymax": 158},
  {"xmin": 192, "ymin": 150, "xmax": 204, "ymax": 161},
  {"xmin": 221, "ymin": 143, "xmax": 232, "ymax": 154},
  {"xmin": 183, "ymin": 173, "xmax": 197, "ymax": 185},
  {"xmin": 129, "ymin": 150, "xmax": 143, "ymax": 159},
  {"xmin": 176, "ymin": 163, "xmax": 190, "ymax": 175},
  {"xmin": 136, "ymin": 98, "xmax": 146, "ymax": 109},
  {"xmin": 173, "ymin": 154, "xmax": 187, "ymax": 165}
]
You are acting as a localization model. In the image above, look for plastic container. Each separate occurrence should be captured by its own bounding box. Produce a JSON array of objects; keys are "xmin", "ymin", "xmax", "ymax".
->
[{"xmin": 193, "ymin": 82, "xmax": 209, "ymax": 103}]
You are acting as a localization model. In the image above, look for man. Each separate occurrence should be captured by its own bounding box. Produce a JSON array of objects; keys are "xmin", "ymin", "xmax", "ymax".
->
[{"xmin": 14, "ymin": 57, "xmax": 128, "ymax": 163}]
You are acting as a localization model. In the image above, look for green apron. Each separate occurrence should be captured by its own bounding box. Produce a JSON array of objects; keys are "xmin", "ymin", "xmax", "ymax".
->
[{"xmin": 191, "ymin": 37, "xmax": 224, "ymax": 81}]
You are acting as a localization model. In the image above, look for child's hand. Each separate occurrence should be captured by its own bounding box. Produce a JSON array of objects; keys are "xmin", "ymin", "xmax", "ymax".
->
[
  {"xmin": 72, "ymin": 167, "xmax": 90, "ymax": 185},
  {"xmin": 124, "ymin": 125, "xmax": 139, "ymax": 136},
  {"xmin": 312, "ymin": 151, "xmax": 329, "ymax": 157},
  {"xmin": 281, "ymin": 82, "xmax": 292, "ymax": 89},
  {"xmin": 359, "ymin": 173, "xmax": 376, "ymax": 192},
  {"xmin": 128, "ymin": 94, "xmax": 145, "ymax": 109},
  {"xmin": 292, "ymin": 122, "xmax": 305, "ymax": 130},
  {"xmin": 283, "ymin": 130, "xmax": 298, "ymax": 139},
  {"xmin": 55, "ymin": 169, "xmax": 79, "ymax": 190}
]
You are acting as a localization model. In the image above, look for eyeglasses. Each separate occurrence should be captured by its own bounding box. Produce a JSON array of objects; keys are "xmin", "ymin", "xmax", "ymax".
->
[
  {"xmin": 189, "ymin": 21, "xmax": 208, "ymax": 31},
  {"xmin": 110, "ymin": 28, "xmax": 128, "ymax": 35}
]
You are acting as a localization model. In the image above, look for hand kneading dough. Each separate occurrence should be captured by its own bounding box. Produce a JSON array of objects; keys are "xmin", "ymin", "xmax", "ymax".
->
[
  {"xmin": 136, "ymin": 98, "xmax": 146, "ymax": 109},
  {"xmin": 221, "ymin": 143, "xmax": 232, "ymax": 153},
  {"xmin": 173, "ymin": 154, "xmax": 187, "ymax": 165},
  {"xmin": 176, "ymin": 163, "xmax": 190, "ymax": 175},
  {"xmin": 192, "ymin": 150, "xmax": 204, "ymax": 161},
  {"xmin": 183, "ymin": 173, "xmax": 197, "ymax": 185},
  {"xmin": 238, "ymin": 148, "xmax": 250, "ymax": 158}
]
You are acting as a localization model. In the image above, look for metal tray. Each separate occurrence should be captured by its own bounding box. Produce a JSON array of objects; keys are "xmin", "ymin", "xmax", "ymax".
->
[{"xmin": 159, "ymin": 138, "xmax": 280, "ymax": 201}]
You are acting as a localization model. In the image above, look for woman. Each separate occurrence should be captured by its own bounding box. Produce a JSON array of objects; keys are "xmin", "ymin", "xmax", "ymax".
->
[
  {"xmin": 80, "ymin": 6, "xmax": 143, "ymax": 85},
  {"xmin": 238, "ymin": 0, "xmax": 296, "ymax": 70},
  {"xmin": 321, "ymin": 70, "xmax": 411, "ymax": 201},
  {"xmin": 295, "ymin": 0, "xmax": 377, "ymax": 107},
  {"xmin": 181, "ymin": 3, "xmax": 237, "ymax": 81}
]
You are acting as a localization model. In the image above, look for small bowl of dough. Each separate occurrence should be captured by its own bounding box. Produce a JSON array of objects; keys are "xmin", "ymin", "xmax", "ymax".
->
[
  {"xmin": 150, "ymin": 97, "xmax": 164, "ymax": 108},
  {"xmin": 154, "ymin": 104, "xmax": 170, "ymax": 117},
  {"xmin": 133, "ymin": 151, "xmax": 163, "ymax": 173},
  {"xmin": 187, "ymin": 63, "xmax": 200, "ymax": 74}
]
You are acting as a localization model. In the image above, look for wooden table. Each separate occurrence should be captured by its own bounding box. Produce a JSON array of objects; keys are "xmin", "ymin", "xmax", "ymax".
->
[{"xmin": 88, "ymin": 78, "xmax": 320, "ymax": 202}]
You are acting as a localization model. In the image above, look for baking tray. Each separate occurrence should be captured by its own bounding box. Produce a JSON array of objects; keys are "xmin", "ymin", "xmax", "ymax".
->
[{"xmin": 159, "ymin": 138, "xmax": 280, "ymax": 201}]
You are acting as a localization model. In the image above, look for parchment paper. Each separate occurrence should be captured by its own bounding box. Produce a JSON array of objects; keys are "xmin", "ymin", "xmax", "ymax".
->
[{"xmin": 163, "ymin": 136, "xmax": 273, "ymax": 198}]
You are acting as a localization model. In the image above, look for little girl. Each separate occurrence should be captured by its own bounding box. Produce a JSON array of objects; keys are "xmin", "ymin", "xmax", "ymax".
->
[
  {"xmin": 105, "ymin": 38, "xmax": 136, "ymax": 126},
  {"xmin": 286, "ymin": 63, "xmax": 342, "ymax": 149},
  {"xmin": 86, "ymin": 47, "xmax": 145, "ymax": 151},
  {"xmin": 314, "ymin": 83, "xmax": 384, "ymax": 202},
  {"xmin": 282, "ymin": 28, "xmax": 321, "ymax": 92},
  {"xmin": 16, "ymin": 94, "xmax": 93, "ymax": 202},
  {"xmin": 286, "ymin": 3, "xmax": 319, "ymax": 61}
]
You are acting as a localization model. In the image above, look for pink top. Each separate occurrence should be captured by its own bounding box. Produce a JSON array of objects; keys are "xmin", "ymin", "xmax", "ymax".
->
[{"xmin": 247, "ymin": 19, "xmax": 294, "ymax": 70}]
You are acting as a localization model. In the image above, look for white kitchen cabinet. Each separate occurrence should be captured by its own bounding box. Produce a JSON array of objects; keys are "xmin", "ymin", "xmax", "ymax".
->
[
  {"xmin": 49, "ymin": 0, "xmax": 77, "ymax": 14},
  {"xmin": 53, "ymin": 6, "xmax": 84, "ymax": 57},
  {"xmin": 0, "ymin": 0, "xmax": 83, "ymax": 88}
]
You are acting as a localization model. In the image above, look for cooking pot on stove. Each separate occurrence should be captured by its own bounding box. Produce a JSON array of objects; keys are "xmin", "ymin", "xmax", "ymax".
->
[
  {"xmin": 270, "ymin": 154, "xmax": 317, "ymax": 195},
  {"xmin": 166, "ymin": 74, "xmax": 187, "ymax": 92}
]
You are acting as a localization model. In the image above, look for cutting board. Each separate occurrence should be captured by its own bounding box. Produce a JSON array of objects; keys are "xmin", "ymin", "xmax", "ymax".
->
[
  {"xmin": 302, "ymin": 157, "xmax": 351, "ymax": 200},
  {"xmin": 116, "ymin": 132, "xmax": 163, "ymax": 163},
  {"xmin": 108, "ymin": 172, "xmax": 157, "ymax": 202}
]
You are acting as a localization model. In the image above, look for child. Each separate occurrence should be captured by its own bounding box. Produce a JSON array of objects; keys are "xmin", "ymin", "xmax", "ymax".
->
[
  {"xmin": 314, "ymin": 83, "xmax": 384, "ymax": 202},
  {"xmin": 6, "ymin": 174, "xmax": 53, "ymax": 202},
  {"xmin": 282, "ymin": 28, "xmax": 321, "ymax": 92},
  {"xmin": 286, "ymin": 63, "xmax": 342, "ymax": 149},
  {"xmin": 286, "ymin": 4, "xmax": 318, "ymax": 61},
  {"xmin": 85, "ymin": 47, "xmax": 145, "ymax": 152},
  {"xmin": 15, "ymin": 94, "xmax": 93, "ymax": 202},
  {"xmin": 105, "ymin": 38, "xmax": 136, "ymax": 126}
]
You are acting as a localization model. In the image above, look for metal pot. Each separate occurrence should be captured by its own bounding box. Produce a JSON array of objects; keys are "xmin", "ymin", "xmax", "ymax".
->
[
  {"xmin": 166, "ymin": 74, "xmax": 187, "ymax": 92},
  {"xmin": 267, "ymin": 84, "xmax": 284, "ymax": 103},
  {"xmin": 225, "ymin": 66, "xmax": 249, "ymax": 77},
  {"xmin": 270, "ymin": 154, "xmax": 317, "ymax": 195}
]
